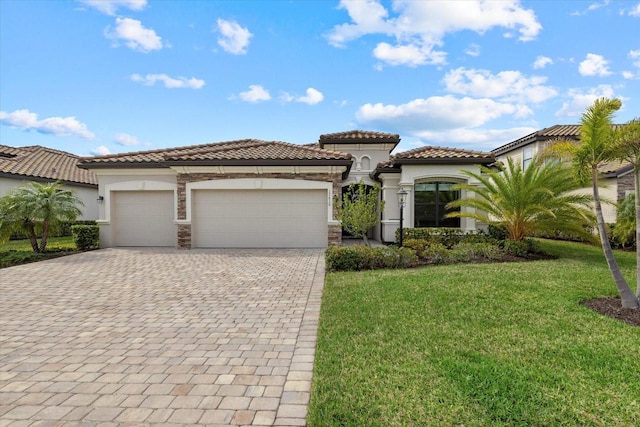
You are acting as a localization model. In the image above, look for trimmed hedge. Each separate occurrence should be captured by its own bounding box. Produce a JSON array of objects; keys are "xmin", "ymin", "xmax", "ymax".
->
[
  {"xmin": 396, "ymin": 227, "xmax": 496, "ymax": 248},
  {"xmin": 326, "ymin": 246, "xmax": 418, "ymax": 272},
  {"xmin": 71, "ymin": 224, "xmax": 99, "ymax": 250}
]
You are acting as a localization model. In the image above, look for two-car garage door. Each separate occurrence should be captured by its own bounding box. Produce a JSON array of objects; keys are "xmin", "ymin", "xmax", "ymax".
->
[
  {"xmin": 192, "ymin": 189, "xmax": 328, "ymax": 248},
  {"xmin": 111, "ymin": 189, "xmax": 328, "ymax": 248}
]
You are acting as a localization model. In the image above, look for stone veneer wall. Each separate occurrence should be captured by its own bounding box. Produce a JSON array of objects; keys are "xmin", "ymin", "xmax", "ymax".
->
[
  {"xmin": 617, "ymin": 173, "xmax": 635, "ymax": 201},
  {"xmin": 176, "ymin": 172, "xmax": 343, "ymax": 249}
]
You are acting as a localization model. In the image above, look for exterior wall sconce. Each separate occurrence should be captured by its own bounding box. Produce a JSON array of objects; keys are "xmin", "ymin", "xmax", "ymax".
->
[{"xmin": 97, "ymin": 196, "xmax": 104, "ymax": 203}]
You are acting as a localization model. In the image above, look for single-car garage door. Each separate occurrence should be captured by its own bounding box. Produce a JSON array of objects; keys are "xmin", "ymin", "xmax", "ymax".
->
[
  {"xmin": 193, "ymin": 189, "xmax": 327, "ymax": 248},
  {"xmin": 113, "ymin": 191, "xmax": 175, "ymax": 247}
]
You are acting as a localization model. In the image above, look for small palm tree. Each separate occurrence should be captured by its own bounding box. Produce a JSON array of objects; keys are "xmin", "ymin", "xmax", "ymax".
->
[
  {"xmin": 446, "ymin": 158, "xmax": 595, "ymax": 243},
  {"xmin": 612, "ymin": 117, "xmax": 640, "ymax": 299},
  {"xmin": 0, "ymin": 181, "xmax": 83, "ymax": 252},
  {"xmin": 543, "ymin": 98, "xmax": 638, "ymax": 309}
]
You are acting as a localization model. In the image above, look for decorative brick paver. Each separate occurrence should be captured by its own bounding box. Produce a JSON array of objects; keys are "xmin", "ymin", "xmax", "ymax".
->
[{"xmin": 0, "ymin": 248, "xmax": 325, "ymax": 426}]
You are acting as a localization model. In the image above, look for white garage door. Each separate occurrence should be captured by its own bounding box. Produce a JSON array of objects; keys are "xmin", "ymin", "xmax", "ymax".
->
[
  {"xmin": 193, "ymin": 189, "xmax": 327, "ymax": 248},
  {"xmin": 113, "ymin": 191, "xmax": 175, "ymax": 247}
]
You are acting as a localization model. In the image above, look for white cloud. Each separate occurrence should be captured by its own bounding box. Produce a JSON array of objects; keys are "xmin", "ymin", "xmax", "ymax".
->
[
  {"xmin": 578, "ymin": 53, "xmax": 612, "ymax": 76},
  {"xmin": 233, "ymin": 85, "xmax": 271, "ymax": 103},
  {"xmin": 91, "ymin": 145, "xmax": 111, "ymax": 156},
  {"xmin": 130, "ymin": 73, "xmax": 205, "ymax": 89},
  {"xmin": 411, "ymin": 126, "xmax": 538, "ymax": 150},
  {"xmin": 356, "ymin": 95, "xmax": 532, "ymax": 132},
  {"xmin": 114, "ymin": 133, "xmax": 143, "ymax": 146},
  {"xmin": 555, "ymin": 85, "xmax": 616, "ymax": 117},
  {"xmin": 216, "ymin": 19, "xmax": 252, "ymax": 55},
  {"xmin": 533, "ymin": 55, "xmax": 553, "ymax": 69},
  {"xmin": 284, "ymin": 88, "xmax": 324, "ymax": 105},
  {"xmin": 571, "ymin": 0, "xmax": 611, "ymax": 16},
  {"xmin": 0, "ymin": 109, "xmax": 95, "ymax": 139},
  {"xmin": 326, "ymin": 0, "xmax": 541, "ymax": 67},
  {"xmin": 627, "ymin": 2, "xmax": 640, "ymax": 16},
  {"xmin": 373, "ymin": 42, "xmax": 446, "ymax": 67},
  {"xmin": 105, "ymin": 17, "xmax": 164, "ymax": 53},
  {"xmin": 78, "ymin": 0, "xmax": 147, "ymax": 16},
  {"xmin": 442, "ymin": 67, "xmax": 558, "ymax": 103},
  {"xmin": 624, "ymin": 49, "xmax": 640, "ymax": 78},
  {"xmin": 465, "ymin": 43, "xmax": 481, "ymax": 57}
]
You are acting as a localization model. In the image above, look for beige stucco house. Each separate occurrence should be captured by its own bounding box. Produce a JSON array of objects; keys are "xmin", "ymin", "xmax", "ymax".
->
[
  {"xmin": 79, "ymin": 131, "xmax": 496, "ymax": 248},
  {"xmin": 492, "ymin": 124, "xmax": 634, "ymax": 223},
  {"xmin": 0, "ymin": 144, "xmax": 99, "ymax": 220}
]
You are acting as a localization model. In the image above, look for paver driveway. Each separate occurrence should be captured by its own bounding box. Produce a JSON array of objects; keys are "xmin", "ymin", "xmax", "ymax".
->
[{"xmin": 0, "ymin": 248, "xmax": 325, "ymax": 426}]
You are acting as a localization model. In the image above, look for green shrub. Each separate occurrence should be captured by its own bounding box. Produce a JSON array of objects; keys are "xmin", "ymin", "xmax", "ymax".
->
[
  {"xmin": 503, "ymin": 238, "xmax": 540, "ymax": 257},
  {"xmin": 450, "ymin": 242, "xmax": 505, "ymax": 262},
  {"xmin": 422, "ymin": 242, "xmax": 449, "ymax": 265},
  {"xmin": 326, "ymin": 246, "xmax": 417, "ymax": 271},
  {"xmin": 487, "ymin": 224, "xmax": 508, "ymax": 241},
  {"xmin": 397, "ymin": 227, "xmax": 494, "ymax": 248},
  {"xmin": 71, "ymin": 224, "xmax": 99, "ymax": 250}
]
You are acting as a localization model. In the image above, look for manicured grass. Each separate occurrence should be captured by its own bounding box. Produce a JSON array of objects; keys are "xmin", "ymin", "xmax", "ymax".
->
[
  {"xmin": 0, "ymin": 236, "xmax": 78, "ymax": 268},
  {"xmin": 309, "ymin": 239, "xmax": 640, "ymax": 426}
]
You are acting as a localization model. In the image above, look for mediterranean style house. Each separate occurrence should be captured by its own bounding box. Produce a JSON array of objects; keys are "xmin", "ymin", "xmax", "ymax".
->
[
  {"xmin": 78, "ymin": 131, "xmax": 494, "ymax": 248},
  {"xmin": 74, "ymin": 126, "xmax": 633, "ymax": 249},
  {"xmin": 0, "ymin": 144, "xmax": 98, "ymax": 220}
]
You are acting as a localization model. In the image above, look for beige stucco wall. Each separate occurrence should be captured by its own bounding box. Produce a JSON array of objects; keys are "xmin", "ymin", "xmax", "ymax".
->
[{"xmin": 0, "ymin": 176, "xmax": 98, "ymax": 220}]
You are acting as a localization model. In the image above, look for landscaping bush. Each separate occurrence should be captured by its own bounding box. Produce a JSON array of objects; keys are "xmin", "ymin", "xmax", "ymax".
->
[
  {"xmin": 71, "ymin": 224, "xmax": 99, "ymax": 250},
  {"xmin": 503, "ymin": 238, "xmax": 540, "ymax": 257},
  {"xmin": 448, "ymin": 242, "xmax": 505, "ymax": 262},
  {"xmin": 326, "ymin": 246, "xmax": 417, "ymax": 271},
  {"xmin": 396, "ymin": 227, "xmax": 494, "ymax": 248}
]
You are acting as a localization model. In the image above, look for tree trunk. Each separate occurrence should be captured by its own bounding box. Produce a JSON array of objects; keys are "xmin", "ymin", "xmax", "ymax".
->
[
  {"xmin": 592, "ymin": 168, "xmax": 639, "ymax": 308},
  {"xmin": 635, "ymin": 167, "xmax": 640, "ymax": 299},
  {"xmin": 39, "ymin": 219, "xmax": 50, "ymax": 253},
  {"xmin": 24, "ymin": 219, "xmax": 39, "ymax": 253},
  {"xmin": 362, "ymin": 233, "xmax": 371, "ymax": 247}
]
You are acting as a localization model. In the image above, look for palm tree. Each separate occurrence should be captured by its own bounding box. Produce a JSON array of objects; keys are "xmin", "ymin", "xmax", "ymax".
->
[
  {"xmin": 544, "ymin": 98, "xmax": 638, "ymax": 309},
  {"xmin": 612, "ymin": 117, "xmax": 640, "ymax": 299},
  {"xmin": 446, "ymin": 157, "xmax": 595, "ymax": 242},
  {"xmin": 0, "ymin": 181, "xmax": 83, "ymax": 252}
]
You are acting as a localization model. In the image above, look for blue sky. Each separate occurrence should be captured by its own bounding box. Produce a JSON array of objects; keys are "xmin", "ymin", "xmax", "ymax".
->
[{"xmin": 1, "ymin": 0, "xmax": 639, "ymax": 156}]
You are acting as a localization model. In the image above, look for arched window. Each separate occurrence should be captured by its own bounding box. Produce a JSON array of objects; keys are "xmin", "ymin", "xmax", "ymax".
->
[
  {"xmin": 414, "ymin": 181, "xmax": 461, "ymax": 228},
  {"xmin": 360, "ymin": 156, "xmax": 371, "ymax": 171}
]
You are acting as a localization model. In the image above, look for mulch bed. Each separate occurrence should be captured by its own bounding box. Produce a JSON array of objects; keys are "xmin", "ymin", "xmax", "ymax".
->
[{"xmin": 581, "ymin": 297, "xmax": 640, "ymax": 327}]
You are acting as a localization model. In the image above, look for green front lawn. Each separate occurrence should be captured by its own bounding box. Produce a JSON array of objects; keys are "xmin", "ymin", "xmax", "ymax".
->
[
  {"xmin": 309, "ymin": 239, "xmax": 639, "ymax": 426},
  {"xmin": 0, "ymin": 236, "xmax": 78, "ymax": 268}
]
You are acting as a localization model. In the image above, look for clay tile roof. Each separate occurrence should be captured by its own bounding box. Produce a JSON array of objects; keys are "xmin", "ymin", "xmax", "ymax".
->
[
  {"xmin": 492, "ymin": 124, "xmax": 626, "ymax": 155},
  {"xmin": 598, "ymin": 160, "xmax": 633, "ymax": 177},
  {"xmin": 79, "ymin": 139, "xmax": 352, "ymax": 168},
  {"xmin": 319, "ymin": 130, "xmax": 400, "ymax": 142},
  {"xmin": 393, "ymin": 145, "xmax": 495, "ymax": 163},
  {"xmin": 163, "ymin": 140, "xmax": 353, "ymax": 162},
  {"xmin": 0, "ymin": 144, "xmax": 97, "ymax": 186}
]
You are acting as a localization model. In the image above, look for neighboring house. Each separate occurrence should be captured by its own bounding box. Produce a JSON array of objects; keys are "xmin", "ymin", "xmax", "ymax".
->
[
  {"xmin": 0, "ymin": 145, "xmax": 99, "ymax": 220},
  {"xmin": 492, "ymin": 124, "xmax": 634, "ymax": 223},
  {"xmin": 79, "ymin": 131, "xmax": 497, "ymax": 248}
]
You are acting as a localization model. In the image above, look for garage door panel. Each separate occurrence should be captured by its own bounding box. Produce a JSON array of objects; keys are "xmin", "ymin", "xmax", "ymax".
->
[
  {"xmin": 193, "ymin": 189, "xmax": 327, "ymax": 248},
  {"xmin": 113, "ymin": 191, "xmax": 175, "ymax": 247}
]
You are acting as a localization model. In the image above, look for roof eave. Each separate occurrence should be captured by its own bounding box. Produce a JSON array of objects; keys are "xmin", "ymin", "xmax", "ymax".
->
[
  {"xmin": 0, "ymin": 172, "xmax": 98, "ymax": 188},
  {"xmin": 395, "ymin": 157, "xmax": 495, "ymax": 165}
]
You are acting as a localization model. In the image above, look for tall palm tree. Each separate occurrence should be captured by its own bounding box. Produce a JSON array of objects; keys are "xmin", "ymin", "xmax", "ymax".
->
[
  {"xmin": 0, "ymin": 181, "xmax": 83, "ymax": 252},
  {"xmin": 446, "ymin": 157, "xmax": 595, "ymax": 243},
  {"xmin": 612, "ymin": 117, "xmax": 640, "ymax": 299},
  {"xmin": 544, "ymin": 98, "xmax": 638, "ymax": 309}
]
